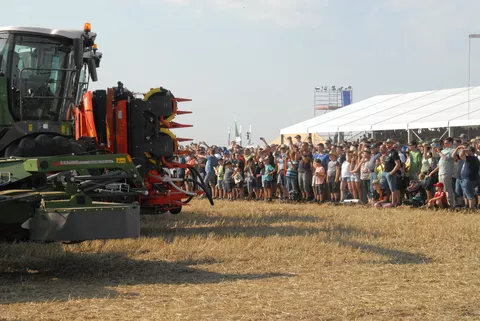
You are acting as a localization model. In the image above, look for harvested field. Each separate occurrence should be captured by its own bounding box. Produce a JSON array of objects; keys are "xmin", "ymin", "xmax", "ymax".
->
[{"xmin": 2, "ymin": 201, "xmax": 480, "ymax": 320}]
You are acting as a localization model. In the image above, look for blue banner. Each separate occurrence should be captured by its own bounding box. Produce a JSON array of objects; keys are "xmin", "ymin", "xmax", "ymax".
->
[{"xmin": 342, "ymin": 90, "xmax": 352, "ymax": 106}]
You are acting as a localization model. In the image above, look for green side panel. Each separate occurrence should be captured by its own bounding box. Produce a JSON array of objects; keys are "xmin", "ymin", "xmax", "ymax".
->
[
  {"xmin": 0, "ymin": 191, "xmax": 40, "ymax": 224},
  {"xmin": 0, "ymin": 76, "xmax": 14, "ymax": 126},
  {"xmin": 44, "ymin": 193, "xmax": 94, "ymax": 209},
  {"xmin": 0, "ymin": 158, "xmax": 32, "ymax": 183},
  {"xmin": 22, "ymin": 154, "xmax": 145, "ymax": 187}
]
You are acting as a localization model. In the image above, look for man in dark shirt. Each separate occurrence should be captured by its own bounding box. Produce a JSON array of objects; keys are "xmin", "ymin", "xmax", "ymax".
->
[
  {"xmin": 381, "ymin": 139, "xmax": 401, "ymax": 206},
  {"xmin": 459, "ymin": 146, "xmax": 479, "ymax": 208}
]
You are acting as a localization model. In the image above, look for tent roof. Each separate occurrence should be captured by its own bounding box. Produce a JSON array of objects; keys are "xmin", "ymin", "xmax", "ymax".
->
[{"xmin": 280, "ymin": 87, "xmax": 480, "ymax": 135}]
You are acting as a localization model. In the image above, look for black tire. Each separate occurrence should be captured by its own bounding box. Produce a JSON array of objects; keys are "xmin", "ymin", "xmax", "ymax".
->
[
  {"xmin": 4, "ymin": 134, "xmax": 85, "ymax": 158},
  {"xmin": 169, "ymin": 207, "xmax": 182, "ymax": 215}
]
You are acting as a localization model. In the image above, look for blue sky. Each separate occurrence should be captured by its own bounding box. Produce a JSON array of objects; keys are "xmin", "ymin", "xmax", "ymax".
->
[{"xmin": 3, "ymin": 0, "xmax": 480, "ymax": 144}]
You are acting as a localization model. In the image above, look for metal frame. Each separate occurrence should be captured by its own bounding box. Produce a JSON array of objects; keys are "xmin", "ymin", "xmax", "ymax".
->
[{"xmin": 468, "ymin": 34, "xmax": 480, "ymax": 138}]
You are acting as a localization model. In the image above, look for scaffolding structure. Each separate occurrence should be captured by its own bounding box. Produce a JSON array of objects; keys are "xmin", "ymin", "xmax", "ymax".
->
[{"xmin": 313, "ymin": 86, "xmax": 353, "ymax": 116}]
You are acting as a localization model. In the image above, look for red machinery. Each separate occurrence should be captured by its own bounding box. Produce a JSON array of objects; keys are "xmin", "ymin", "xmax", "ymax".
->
[{"xmin": 75, "ymin": 82, "xmax": 213, "ymax": 214}]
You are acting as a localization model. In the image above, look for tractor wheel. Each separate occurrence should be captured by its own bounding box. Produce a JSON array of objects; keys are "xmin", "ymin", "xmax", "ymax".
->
[
  {"xmin": 169, "ymin": 207, "xmax": 182, "ymax": 215},
  {"xmin": 4, "ymin": 134, "xmax": 85, "ymax": 158}
]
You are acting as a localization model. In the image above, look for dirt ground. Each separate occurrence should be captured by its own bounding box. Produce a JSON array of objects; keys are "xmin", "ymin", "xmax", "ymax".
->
[{"xmin": 1, "ymin": 201, "xmax": 480, "ymax": 320}]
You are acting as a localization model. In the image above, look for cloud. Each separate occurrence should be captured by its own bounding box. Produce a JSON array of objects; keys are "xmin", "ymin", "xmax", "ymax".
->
[{"xmin": 161, "ymin": 0, "xmax": 328, "ymax": 27}]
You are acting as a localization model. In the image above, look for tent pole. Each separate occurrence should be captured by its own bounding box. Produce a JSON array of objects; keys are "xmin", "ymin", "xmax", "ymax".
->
[
  {"xmin": 413, "ymin": 131, "xmax": 422, "ymax": 141},
  {"xmin": 407, "ymin": 129, "xmax": 411, "ymax": 143},
  {"xmin": 281, "ymin": 134, "xmax": 284, "ymax": 145},
  {"xmin": 439, "ymin": 129, "xmax": 449, "ymax": 140}
]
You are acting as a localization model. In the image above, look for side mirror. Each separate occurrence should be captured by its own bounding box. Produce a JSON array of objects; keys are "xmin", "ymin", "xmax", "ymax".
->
[
  {"xmin": 73, "ymin": 38, "xmax": 84, "ymax": 69},
  {"xmin": 88, "ymin": 58, "xmax": 98, "ymax": 82}
]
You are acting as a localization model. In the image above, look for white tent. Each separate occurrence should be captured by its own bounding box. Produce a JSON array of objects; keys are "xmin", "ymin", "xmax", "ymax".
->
[{"xmin": 280, "ymin": 87, "xmax": 480, "ymax": 135}]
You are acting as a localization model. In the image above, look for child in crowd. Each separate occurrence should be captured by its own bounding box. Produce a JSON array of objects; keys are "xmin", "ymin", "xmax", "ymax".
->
[
  {"xmin": 313, "ymin": 159, "xmax": 326, "ymax": 203},
  {"xmin": 224, "ymin": 161, "xmax": 234, "ymax": 201},
  {"xmin": 233, "ymin": 165, "xmax": 244, "ymax": 199},
  {"xmin": 215, "ymin": 158, "xmax": 225, "ymax": 199},
  {"xmin": 262, "ymin": 157, "xmax": 275, "ymax": 201},
  {"xmin": 372, "ymin": 179, "xmax": 391, "ymax": 208},
  {"xmin": 327, "ymin": 151, "xmax": 340, "ymax": 202},
  {"xmin": 286, "ymin": 151, "xmax": 300, "ymax": 201},
  {"xmin": 254, "ymin": 158, "xmax": 263, "ymax": 200},
  {"xmin": 427, "ymin": 182, "xmax": 449, "ymax": 209},
  {"xmin": 244, "ymin": 158, "xmax": 256, "ymax": 200}
]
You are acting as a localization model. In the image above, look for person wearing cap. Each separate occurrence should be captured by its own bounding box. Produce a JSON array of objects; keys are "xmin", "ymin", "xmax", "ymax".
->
[
  {"xmin": 382, "ymin": 139, "xmax": 402, "ymax": 206},
  {"xmin": 294, "ymin": 135, "xmax": 302, "ymax": 148},
  {"xmin": 427, "ymin": 137, "xmax": 455, "ymax": 207},
  {"xmin": 457, "ymin": 145, "xmax": 479, "ymax": 209},
  {"xmin": 427, "ymin": 182, "xmax": 448, "ymax": 209}
]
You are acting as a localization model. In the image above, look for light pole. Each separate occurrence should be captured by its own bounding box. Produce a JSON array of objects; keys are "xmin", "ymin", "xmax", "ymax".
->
[{"xmin": 468, "ymin": 34, "xmax": 480, "ymax": 139}]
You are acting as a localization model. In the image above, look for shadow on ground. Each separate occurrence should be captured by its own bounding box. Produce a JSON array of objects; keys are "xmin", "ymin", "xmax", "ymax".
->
[
  {"xmin": 0, "ymin": 208, "xmax": 432, "ymax": 305},
  {"xmin": 143, "ymin": 211, "xmax": 431, "ymax": 266},
  {"xmin": 0, "ymin": 247, "xmax": 291, "ymax": 304},
  {"xmin": 327, "ymin": 238, "xmax": 433, "ymax": 265},
  {"xmin": 141, "ymin": 211, "xmax": 362, "ymax": 240}
]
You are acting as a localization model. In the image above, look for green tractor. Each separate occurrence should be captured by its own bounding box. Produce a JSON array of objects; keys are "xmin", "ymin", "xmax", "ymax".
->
[
  {"xmin": 0, "ymin": 23, "xmax": 101, "ymax": 157},
  {"xmin": 0, "ymin": 24, "xmax": 213, "ymax": 242},
  {"xmin": 0, "ymin": 24, "xmax": 144, "ymax": 242}
]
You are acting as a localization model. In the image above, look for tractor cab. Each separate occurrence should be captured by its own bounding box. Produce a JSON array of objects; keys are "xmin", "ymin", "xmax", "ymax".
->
[{"xmin": 0, "ymin": 24, "xmax": 101, "ymax": 155}]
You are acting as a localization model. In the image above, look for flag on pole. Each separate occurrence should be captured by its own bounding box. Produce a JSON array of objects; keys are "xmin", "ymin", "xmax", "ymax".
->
[
  {"xmin": 234, "ymin": 119, "xmax": 241, "ymax": 144},
  {"xmin": 235, "ymin": 120, "xmax": 240, "ymax": 138},
  {"xmin": 228, "ymin": 127, "xmax": 231, "ymax": 146}
]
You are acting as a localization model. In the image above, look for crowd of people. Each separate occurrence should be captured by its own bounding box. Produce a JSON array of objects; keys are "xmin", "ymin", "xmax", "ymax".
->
[{"xmin": 175, "ymin": 133, "xmax": 480, "ymax": 210}]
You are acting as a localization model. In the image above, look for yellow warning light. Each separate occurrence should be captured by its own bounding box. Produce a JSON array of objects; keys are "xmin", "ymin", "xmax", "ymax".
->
[
  {"xmin": 92, "ymin": 43, "xmax": 98, "ymax": 50},
  {"xmin": 84, "ymin": 22, "xmax": 91, "ymax": 32}
]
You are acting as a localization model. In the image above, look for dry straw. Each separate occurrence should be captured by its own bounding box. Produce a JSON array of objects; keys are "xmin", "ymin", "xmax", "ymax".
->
[{"xmin": 1, "ymin": 201, "xmax": 480, "ymax": 320}]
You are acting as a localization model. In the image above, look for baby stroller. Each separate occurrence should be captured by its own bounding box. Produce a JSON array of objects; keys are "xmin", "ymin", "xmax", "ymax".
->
[{"xmin": 404, "ymin": 180, "xmax": 426, "ymax": 207}]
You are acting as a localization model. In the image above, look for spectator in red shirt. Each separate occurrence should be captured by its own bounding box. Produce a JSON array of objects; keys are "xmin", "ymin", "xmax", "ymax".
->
[{"xmin": 427, "ymin": 182, "xmax": 448, "ymax": 209}]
